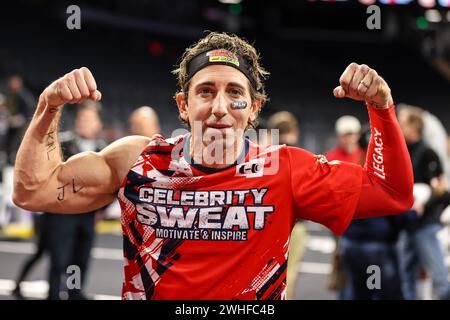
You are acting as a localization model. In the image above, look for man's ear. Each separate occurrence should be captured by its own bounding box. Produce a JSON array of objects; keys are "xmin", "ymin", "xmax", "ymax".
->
[
  {"xmin": 176, "ymin": 92, "xmax": 188, "ymax": 122},
  {"xmin": 249, "ymin": 99, "xmax": 262, "ymax": 122}
]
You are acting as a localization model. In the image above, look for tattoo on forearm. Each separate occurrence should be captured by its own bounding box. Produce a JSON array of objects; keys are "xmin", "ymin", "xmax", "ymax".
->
[
  {"xmin": 45, "ymin": 124, "xmax": 57, "ymax": 160},
  {"xmin": 57, "ymin": 179, "xmax": 84, "ymax": 201},
  {"xmin": 49, "ymin": 107, "xmax": 59, "ymax": 114}
]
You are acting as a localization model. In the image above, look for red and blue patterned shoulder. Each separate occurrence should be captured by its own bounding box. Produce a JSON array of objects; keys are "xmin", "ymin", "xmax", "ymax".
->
[{"xmin": 142, "ymin": 134, "xmax": 186, "ymax": 156}]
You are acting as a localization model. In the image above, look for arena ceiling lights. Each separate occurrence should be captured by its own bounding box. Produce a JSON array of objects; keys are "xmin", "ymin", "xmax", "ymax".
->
[{"xmin": 306, "ymin": 0, "xmax": 450, "ymax": 8}]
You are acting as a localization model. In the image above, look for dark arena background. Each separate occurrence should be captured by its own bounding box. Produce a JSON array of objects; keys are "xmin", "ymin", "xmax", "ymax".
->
[{"xmin": 0, "ymin": 0, "xmax": 449, "ymax": 305}]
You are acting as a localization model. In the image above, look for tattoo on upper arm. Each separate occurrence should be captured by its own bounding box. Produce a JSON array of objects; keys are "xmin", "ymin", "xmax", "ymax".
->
[
  {"xmin": 57, "ymin": 179, "xmax": 85, "ymax": 201},
  {"xmin": 72, "ymin": 178, "xmax": 84, "ymax": 193},
  {"xmin": 57, "ymin": 182, "xmax": 70, "ymax": 201}
]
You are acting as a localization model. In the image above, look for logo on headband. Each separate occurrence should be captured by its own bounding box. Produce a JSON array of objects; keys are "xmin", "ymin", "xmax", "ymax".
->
[{"xmin": 206, "ymin": 49, "xmax": 239, "ymax": 67}]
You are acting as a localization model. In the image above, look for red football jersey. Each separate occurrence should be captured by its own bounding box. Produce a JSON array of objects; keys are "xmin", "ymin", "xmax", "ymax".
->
[{"xmin": 118, "ymin": 134, "xmax": 362, "ymax": 300}]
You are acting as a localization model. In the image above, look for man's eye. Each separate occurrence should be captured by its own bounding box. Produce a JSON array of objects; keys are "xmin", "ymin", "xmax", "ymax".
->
[
  {"xmin": 229, "ymin": 89, "xmax": 242, "ymax": 96},
  {"xmin": 199, "ymin": 88, "xmax": 212, "ymax": 95}
]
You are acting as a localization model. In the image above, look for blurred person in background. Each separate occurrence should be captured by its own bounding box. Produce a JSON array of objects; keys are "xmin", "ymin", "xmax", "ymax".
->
[
  {"xmin": 267, "ymin": 111, "xmax": 303, "ymax": 299},
  {"xmin": 326, "ymin": 115, "xmax": 363, "ymax": 163},
  {"xmin": 267, "ymin": 111, "xmax": 300, "ymax": 147},
  {"xmin": 420, "ymin": 107, "xmax": 450, "ymax": 186},
  {"xmin": 397, "ymin": 105, "xmax": 450, "ymax": 300},
  {"xmin": 11, "ymin": 211, "xmax": 49, "ymax": 299},
  {"xmin": 338, "ymin": 125, "xmax": 407, "ymax": 300},
  {"xmin": 406, "ymin": 104, "xmax": 450, "ymax": 286},
  {"xmin": 325, "ymin": 115, "xmax": 363, "ymax": 299},
  {"xmin": 1, "ymin": 76, "xmax": 35, "ymax": 228},
  {"xmin": 45, "ymin": 101, "xmax": 107, "ymax": 300},
  {"xmin": 4, "ymin": 75, "xmax": 35, "ymax": 164},
  {"xmin": 128, "ymin": 105, "xmax": 160, "ymax": 137}
]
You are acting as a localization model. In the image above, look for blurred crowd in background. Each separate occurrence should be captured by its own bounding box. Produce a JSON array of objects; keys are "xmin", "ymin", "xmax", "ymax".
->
[{"xmin": 0, "ymin": 0, "xmax": 450, "ymax": 300}]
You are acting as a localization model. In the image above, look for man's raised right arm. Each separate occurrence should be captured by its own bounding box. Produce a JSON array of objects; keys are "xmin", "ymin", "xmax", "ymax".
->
[{"xmin": 12, "ymin": 67, "xmax": 149, "ymax": 213}]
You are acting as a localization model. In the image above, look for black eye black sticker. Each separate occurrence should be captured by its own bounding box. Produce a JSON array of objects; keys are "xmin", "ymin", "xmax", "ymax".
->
[{"xmin": 231, "ymin": 101, "xmax": 247, "ymax": 109}]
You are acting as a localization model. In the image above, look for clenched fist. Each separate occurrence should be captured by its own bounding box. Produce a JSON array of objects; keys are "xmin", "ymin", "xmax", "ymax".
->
[
  {"xmin": 41, "ymin": 67, "xmax": 102, "ymax": 107},
  {"xmin": 333, "ymin": 63, "xmax": 393, "ymax": 109}
]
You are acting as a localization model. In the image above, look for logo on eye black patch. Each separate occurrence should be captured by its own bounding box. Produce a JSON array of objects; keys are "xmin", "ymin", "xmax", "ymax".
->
[{"xmin": 231, "ymin": 101, "xmax": 247, "ymax": 109}]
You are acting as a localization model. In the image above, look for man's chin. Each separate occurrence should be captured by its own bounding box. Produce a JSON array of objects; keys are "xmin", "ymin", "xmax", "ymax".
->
[{"xmin": 202, "ymin": 136, "xmax": 235, "ymax": 148}]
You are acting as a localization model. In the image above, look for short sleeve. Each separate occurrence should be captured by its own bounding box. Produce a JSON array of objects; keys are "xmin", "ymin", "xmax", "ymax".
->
[{"xmin": 287, "ymin": 147, "xmax": 363, "ymax": 235}]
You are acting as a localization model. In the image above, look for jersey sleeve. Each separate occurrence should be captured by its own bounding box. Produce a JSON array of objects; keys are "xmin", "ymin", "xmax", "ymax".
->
[
  {"xmin": 354, "ymin": 105, "xmax": 414, "ymax": 218},
  {"xmin": 287, "ymin": 147, "xmax": 362, "ymax": 235}
]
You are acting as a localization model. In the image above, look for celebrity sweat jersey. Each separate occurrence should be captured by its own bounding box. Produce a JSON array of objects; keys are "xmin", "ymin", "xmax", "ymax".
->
[{"xmin": 118, "ymin": 134, "xmax": 363, "ymax": 300}]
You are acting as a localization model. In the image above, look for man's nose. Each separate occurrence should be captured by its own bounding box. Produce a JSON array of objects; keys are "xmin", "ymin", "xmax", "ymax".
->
[{"xmin": 211, "ymin": 92, "xmax": 228, "ymax": 119}]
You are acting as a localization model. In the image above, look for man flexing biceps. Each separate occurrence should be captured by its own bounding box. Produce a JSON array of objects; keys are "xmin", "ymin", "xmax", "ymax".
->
[
  {"xmin": 12, "ymin": 67, "xmax": 150, "ymax": 213},
  {"xmin": 13, "ymin": 32, "xmax": 413, "ymax": 300}
]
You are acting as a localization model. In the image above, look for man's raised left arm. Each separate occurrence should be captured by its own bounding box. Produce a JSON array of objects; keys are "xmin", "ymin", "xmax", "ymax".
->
[{"xmin": 334, "ymin": 62, "xmax": 414, "ymax": 218}]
